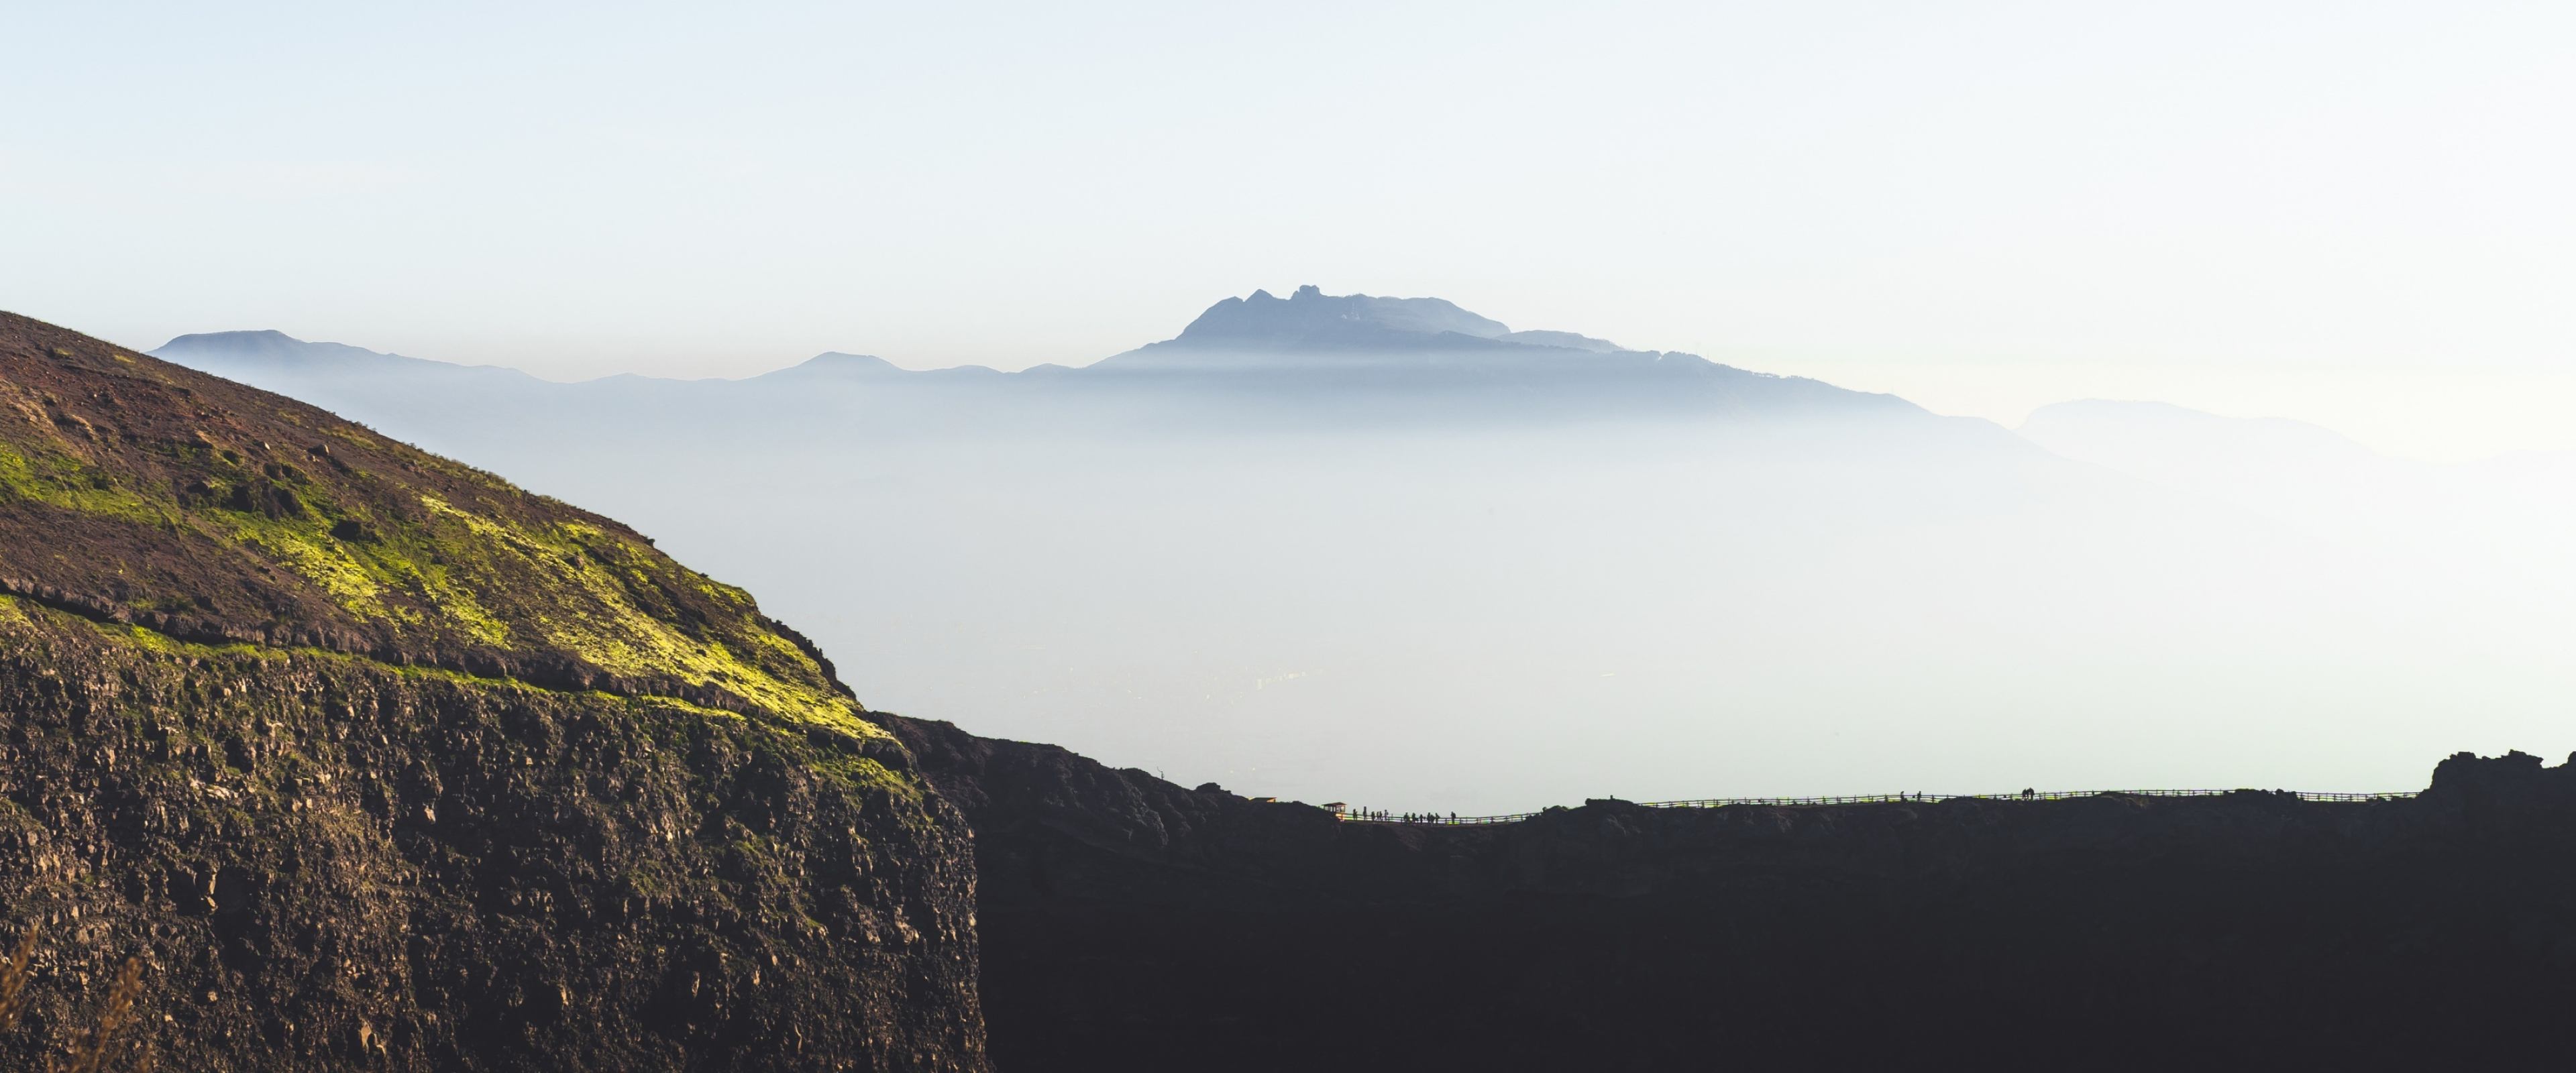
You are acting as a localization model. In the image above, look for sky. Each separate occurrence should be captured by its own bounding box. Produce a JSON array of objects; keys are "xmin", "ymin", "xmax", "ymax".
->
[{"xmin": 5, "ymin": 1, "xmax": 2574, "ymax": 461}]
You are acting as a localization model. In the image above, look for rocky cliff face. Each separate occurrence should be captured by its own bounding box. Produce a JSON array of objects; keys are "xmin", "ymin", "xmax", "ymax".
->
[
  {"xmin": 883, "ymin": 714, "xmax": 2576, "ymax": 1071},
  {"xmin": 0, "ymin": 313, "xmax": 986, "ymax": 1072}
]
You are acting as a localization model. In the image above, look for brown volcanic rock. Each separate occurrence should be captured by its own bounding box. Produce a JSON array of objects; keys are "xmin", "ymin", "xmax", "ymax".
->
[{"xmin": 0, "ymin": 313, "xmax": 987, "ymax": 1072}]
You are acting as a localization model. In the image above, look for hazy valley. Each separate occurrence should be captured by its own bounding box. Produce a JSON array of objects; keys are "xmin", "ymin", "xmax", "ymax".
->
[{"xmin": 153, "ymin": 288, "xmax": 2576, "ymax": 813}]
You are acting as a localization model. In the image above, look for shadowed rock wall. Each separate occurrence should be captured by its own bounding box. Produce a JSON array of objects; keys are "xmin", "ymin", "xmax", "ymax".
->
[
  {"xmin": 885, "ymin": 714, "xmax": 2576, "ymax": 1072},
  {"xmin": 0, "ymin": 601, "xmax": 986, "ymax": 1072}
]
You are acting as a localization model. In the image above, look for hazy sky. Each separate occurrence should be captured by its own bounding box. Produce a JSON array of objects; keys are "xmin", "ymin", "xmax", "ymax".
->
[{"xmin": 7, "ymin": 1, "xmax": 2573, "ymax": 459}]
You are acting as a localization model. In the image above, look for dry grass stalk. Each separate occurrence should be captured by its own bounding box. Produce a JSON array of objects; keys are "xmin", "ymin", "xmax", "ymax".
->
[
  {"xmin": 62, "ymin": 956, "xmax": 144, "ymax": 1073},
  {"xmin": 0, "ymin": 924, "xmax": 35, "ymax": 1034},
  {"xmin": 0, "ymin": 925, "xmax": 156, "ymax": 1073}
]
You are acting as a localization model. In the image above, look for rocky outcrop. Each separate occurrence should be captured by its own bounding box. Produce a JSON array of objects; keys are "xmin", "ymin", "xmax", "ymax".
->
[
  {"xmin": 885, "ymin": 713, "xmax": 2576, "ymax": 1072},
  {"xmin": 0, "ymin": 606, "xmax": 983, "ymax": 1072},
  {"xmin": 0, "ymin": 313, "xmax": 987, "ymax": 1072}
]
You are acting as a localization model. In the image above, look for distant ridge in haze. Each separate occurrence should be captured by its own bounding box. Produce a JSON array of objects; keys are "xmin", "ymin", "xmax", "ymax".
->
[
  {"xmin": 153, "ymin": 287, "xmax": 1921, "ymax": 434},
  {"xmin": 157, "ymin": 328, "xmax": 547, "ymax": 386}
]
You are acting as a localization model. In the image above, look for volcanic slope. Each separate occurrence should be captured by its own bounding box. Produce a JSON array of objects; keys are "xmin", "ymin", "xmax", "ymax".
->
[{"xmin": 0, "ymin": 311, "xmax": 987, "ymax": 1072}]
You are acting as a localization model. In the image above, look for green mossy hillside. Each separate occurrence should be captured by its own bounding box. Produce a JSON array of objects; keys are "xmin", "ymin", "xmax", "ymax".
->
[{"xmin": 0, "ymin": 313, "xmax": 871, "ymax": 735}]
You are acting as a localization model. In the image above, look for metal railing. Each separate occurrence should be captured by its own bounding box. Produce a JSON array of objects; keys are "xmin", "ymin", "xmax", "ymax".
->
[{"xmin": 1334, "ymin": 788, "xmax": 2420, "ymax": 826}]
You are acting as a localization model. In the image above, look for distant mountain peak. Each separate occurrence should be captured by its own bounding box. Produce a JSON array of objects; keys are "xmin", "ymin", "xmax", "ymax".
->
[
  {"xmin": 1167, "ymin": 286, "xmax": 1517, "ymax": 352},
  {"xmin": 1106, "ymin": 286, "xmax": 1631, "ymax": 370},
  {"xmin": 159, "ymin": 329, "xmax": 318, "ymax": 355},
  {"xmin": 159, "ymin": 329, "xmax": 406, "ymax": 365},
  {"xmin": 154, "ymin": 330, "xmax": 542, "ymax": 385}
]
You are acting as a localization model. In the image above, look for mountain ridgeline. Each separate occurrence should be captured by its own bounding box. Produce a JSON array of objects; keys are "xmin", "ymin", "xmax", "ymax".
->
[
  {"xmin": 0, "ymin": 313, "xmax": 985, "ymax": 1072},
  {"xmin": 154, "ymin": 284, "xmax": 1917, "ymax": 439}
]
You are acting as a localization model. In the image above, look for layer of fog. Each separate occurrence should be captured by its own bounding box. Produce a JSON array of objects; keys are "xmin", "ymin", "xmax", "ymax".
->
[{"xmin": 156, "ymin": 338, "xmax": 2576, "ymax": 813}]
